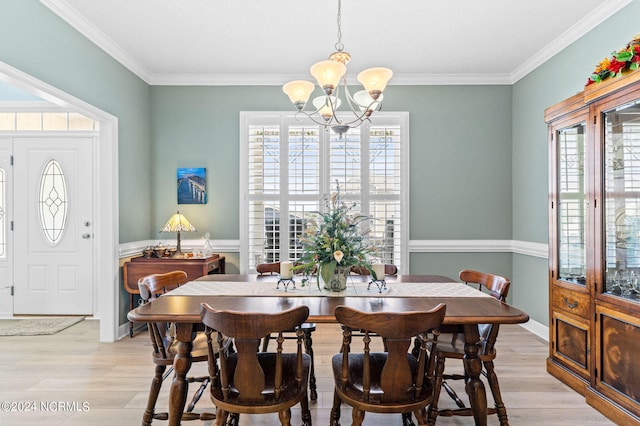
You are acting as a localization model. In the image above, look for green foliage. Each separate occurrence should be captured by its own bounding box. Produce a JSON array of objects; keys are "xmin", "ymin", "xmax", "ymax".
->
[{"xmin": 293, "ymin": 181, "xmax": 376, "ymax": 288}]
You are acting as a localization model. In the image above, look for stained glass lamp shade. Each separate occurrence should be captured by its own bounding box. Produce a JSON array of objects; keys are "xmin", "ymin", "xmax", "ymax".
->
[{"xmin": 159, "ymin": 211, "xmax": 196, "ymax": 257}]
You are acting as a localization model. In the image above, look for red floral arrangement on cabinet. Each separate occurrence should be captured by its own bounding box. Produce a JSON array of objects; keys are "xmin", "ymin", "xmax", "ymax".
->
[{"xmin": 586, "ymin": 33, "xmax": 640, "ymax": 86}]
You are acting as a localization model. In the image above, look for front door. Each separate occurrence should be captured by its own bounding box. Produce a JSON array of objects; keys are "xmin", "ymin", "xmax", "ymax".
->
[
  {"xmin": 13, "ymin": 137, "xmax": 94, "ymax": 315},
  {"xmin": 0, "ymin": 138, "xmax": 12, "ymax": 316}
]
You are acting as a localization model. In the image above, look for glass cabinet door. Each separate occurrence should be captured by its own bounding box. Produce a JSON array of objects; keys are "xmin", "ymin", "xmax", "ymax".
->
[
  {"xmin": 556, "ymin": 122, "xmax": 587, "ymax": 285},
  {"xmin": 603, "ymin": 100, "xmax": 640, "ymax": 299}
]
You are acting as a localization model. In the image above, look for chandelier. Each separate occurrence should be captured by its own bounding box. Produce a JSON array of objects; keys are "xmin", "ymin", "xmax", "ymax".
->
[{"xmin": 282, "ymin": 0, "xmax": 393, "ymax": 137}]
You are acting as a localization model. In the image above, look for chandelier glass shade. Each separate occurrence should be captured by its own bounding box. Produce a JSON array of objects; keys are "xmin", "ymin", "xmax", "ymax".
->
[{"xmin": 282, "ymin": 0, "xmax": 392, "ymax": 136}]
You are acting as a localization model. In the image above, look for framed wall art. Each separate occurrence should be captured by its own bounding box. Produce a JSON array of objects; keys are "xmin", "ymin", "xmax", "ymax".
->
[{"xmin": 177, "ymin": 167, "xmax": 207, "ymax": 204}]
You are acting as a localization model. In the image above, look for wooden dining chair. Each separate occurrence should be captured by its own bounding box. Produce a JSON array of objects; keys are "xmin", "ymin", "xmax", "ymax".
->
[
  {"xmin": 349, "ymin": 263, "xmax": 398, "ymax": 276},
  {"xmin": 330, "ymin": 304, "xmax": 447, "ymax": 426},
  {"xmin": 200, "ymin": 304, "xmax": 312, "ymax": 426},
  {"xmin": 426, "ymin": 269, "xmax": 511, "ymax": 425},
  {"xmin": 343, "ymin": 263, "xmax": 399, "ymax": 346},
  {"xmin": 256, "ymin": 261, "xmax": 318, "ymax": 400},
  {"xmin": 138, "ymin": 271, "xmax": 224, "ymax": 425}
]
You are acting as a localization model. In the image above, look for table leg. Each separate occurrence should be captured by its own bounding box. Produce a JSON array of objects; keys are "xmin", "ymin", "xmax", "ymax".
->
[
  {"xmin": 302, "ymin": 328, "xmax": 317, "ymax": 401},
  {"xmin": 463, "ymin": 324, "xmax": 487, "ymax": 426},
  {"xmin": 168, "ymin": 323, "xmax": 195, "ymax": 426}
]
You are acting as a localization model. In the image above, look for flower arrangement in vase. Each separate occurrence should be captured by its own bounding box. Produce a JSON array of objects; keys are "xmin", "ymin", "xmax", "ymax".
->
[{"xmin": 294, "ymin": 181, "xmax": 377, "ymax": 291}]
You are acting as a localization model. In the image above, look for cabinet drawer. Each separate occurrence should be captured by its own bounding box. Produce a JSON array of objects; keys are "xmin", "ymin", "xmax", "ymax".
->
[{"xmin": 553, "ymin": 288, "xmax": 590, "ymax": 318}]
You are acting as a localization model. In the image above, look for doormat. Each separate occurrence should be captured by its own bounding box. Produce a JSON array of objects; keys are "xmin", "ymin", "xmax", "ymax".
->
[{"xmin": 0, "ymin": 317, "xmax": 84, "ymax": 336}]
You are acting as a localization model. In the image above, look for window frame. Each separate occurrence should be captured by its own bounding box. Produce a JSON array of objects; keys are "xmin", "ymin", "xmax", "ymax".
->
[{"xmin": 239, "ymin": 111, "xmax": 410, "ymax": 274}]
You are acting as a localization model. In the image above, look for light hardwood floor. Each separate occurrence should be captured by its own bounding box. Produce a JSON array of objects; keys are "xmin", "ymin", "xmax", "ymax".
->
[{"xmin": 0, "ymin": 319, "xmax": 615, "ymax": 426}]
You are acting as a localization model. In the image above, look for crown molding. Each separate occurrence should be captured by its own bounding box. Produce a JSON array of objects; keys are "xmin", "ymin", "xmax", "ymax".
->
[
  {"xmin": 42, "ymin": 0, "xmax": 633, "ymax": 87},
  {"xmin": 39, "ymin": 0, "xmax": 153, "ymax": 83},
  {"xmin": 390, "ymin": 73, "xmax": 512, "ymax": 86},
  {"xmin": 149, "ymin": 72, "xmax": 514, "ymax": 86},
  {"xmin": 148, "ymin": 73, "xmax": 298, "ymax": 86},
  {"xmin": 510, "ymin": 0, "xmax": 634, "ymax": 83}
]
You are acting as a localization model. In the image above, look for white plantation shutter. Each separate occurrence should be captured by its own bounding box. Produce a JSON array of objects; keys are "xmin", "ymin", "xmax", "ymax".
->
[
  {"xmin": 240, "ymin": 112, "xmax": 408, "ymax": 273},
  {"xmin": 558, "ymin": 125, "xmax": 585, "ymax": 277},
  {"xmin": 604, "ymin": 108, "xmax": 640, "ymax": 269}
]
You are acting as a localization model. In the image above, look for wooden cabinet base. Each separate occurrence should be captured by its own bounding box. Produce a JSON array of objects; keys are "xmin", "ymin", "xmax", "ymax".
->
[
  {"xmin": 547, "ymin": 357, "xmax": 640, "ymax": 425},
  {"xmin": 586, "ymin": 388, "xmax": 640, "ymax": 426},
  {"xmin": 546, "ymin": 358, "xmax": 588, "ymax": 396}
]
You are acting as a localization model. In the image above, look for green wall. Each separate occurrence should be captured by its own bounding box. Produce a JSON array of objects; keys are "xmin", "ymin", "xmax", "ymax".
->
[
  {"xmin": 150, "ymin": 85, "xmax": 513, "ymax": 280},
  {"xmin": 150, "ymin": 85, "xmax": 512, "ymax": 240},
  {"xmin": 0, "ymin": 0, "xmax": 153, "ymax": 242},
  {"xmin": 3, "ymin": 0, "xmax": 640, "ymax": 329},
  {"xmin": 510, "ymin": 0, "xmax": 640, "ymax": 323},
  {"xmin": 392, "ymin": 86, "xmax": 513, "ymax": 239}
]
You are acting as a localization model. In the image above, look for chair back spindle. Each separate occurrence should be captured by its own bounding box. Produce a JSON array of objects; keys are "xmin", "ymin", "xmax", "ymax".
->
[
  {"xmin": 330, "ymin": 304, "xmax": 446, "ymax": 425},
  {"xmin": 255, "ymin": 261, "xmax": 319, "ymax": 401},
  {"xmin": 200, "ymin": 304, "xmax": 312, "ymax": 425}
]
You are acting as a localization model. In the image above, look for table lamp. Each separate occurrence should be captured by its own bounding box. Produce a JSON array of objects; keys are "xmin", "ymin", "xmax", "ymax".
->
[{"xmin": 160, "ymin": 211, "xmax": 196, "ymax": 257}]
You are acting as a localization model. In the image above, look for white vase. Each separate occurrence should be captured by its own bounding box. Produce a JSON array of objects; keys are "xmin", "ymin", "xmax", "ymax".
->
[{"xmin": 319, "ymin": 263, "xmax": 351, "ymax": 291}]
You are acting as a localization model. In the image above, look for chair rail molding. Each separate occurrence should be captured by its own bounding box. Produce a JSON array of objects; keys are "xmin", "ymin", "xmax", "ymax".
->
[
  {"xmin": 121, "ymin": 239, "xmax": 547, "ymax": 259},
  {"xmin": 409, "ymin": 240, "xmax": 548, "ymax": 259},
  {"xmin": 119, "ymin": 239, "xmax": 241, "ymax": 258}
]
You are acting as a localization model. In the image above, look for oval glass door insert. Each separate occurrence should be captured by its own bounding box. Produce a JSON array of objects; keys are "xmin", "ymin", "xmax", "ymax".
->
[{"xmin": 39, "ymin": 159, "xmax": 68, "ymax": 245}]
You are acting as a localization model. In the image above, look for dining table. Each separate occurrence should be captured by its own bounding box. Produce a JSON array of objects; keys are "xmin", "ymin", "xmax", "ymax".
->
[{"xmin": 127, "ymin": 273, "xmax": 529, "ymax": 426}]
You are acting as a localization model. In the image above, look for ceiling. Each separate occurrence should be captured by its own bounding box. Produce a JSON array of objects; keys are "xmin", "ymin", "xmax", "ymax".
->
[{"xmin": 41, "ymin": 0, "xmax": 633, "ymax": 86}]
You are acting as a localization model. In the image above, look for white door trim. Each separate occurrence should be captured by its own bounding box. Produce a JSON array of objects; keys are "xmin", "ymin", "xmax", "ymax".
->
[{"xmin": 0, "ymin": 61, "xmax": 119, "ymax": 342}]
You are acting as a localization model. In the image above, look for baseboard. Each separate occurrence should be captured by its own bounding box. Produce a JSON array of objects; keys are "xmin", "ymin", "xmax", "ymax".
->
[
  {"xmin": 519, "ymin": 318, "xmax": 548, "ymax": 341},
  {"xmin": 116, "ymin": 321, "xmax": 145, "ymax": 340}
]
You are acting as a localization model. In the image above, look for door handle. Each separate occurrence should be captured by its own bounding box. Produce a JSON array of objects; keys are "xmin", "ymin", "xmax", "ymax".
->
[{"xmin": 82, "ymin": 233, "xmax": 92, "ymax": 239}]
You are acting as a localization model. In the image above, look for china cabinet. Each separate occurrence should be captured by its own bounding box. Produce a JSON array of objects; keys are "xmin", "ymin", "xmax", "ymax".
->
[{"xmin": 546, "ymin": 70, "xmax": 640, "ymax": 424}]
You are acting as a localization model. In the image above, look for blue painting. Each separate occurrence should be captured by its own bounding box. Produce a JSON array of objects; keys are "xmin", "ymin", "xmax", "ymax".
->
[{"xmin": 177, "ymin": 167, "xmax": 207, "ymax": 204}]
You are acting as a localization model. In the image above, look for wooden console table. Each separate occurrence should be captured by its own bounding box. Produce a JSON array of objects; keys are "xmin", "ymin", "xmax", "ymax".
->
[{"xmin": 123, "ymin": 254, "xmax": 225, "ymax": 336}]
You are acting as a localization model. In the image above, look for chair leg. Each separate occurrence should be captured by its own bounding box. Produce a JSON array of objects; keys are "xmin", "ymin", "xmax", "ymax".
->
[
  {"xmin": 484, "ymin": 360, "xmax": 509, "ymax": 425},
  {"xmin": 329, "ymin": 390, "xmax": 342, "ymax": 426},
  {"xmin": 413, "ymin": 407, "xmax": 429, "ymax": 426},
  {"xmin": 277, "ymin": 407, "xmax": 292, "ymax": 426},
  {"xmin": 215, "ymin": 409, "xmax": 228, "ymax": 426},
  {"xmin": 302, "ymin": 328, "xmax": 317, "ymax": 401},
  {"xmin": 402, "ymin": 412, "xmax": 416, "ymax": 425},
  {"xmin": 427, "ymin": 355, "xmax": 446, "ymax": 425},
  {"xmin": 298, "ymin": 389, "xmax": 312, "ymax": 426},
  {"xmin": 227, "ymin": 413, "xmax": 239, "ymax": 426},
  {"xmin": 142, "ymin": 364, "xmax": 166, "ymax": 426},
  {"xmin": 351, "ymin": 408, "xmax": 365, "ymax": 426}
]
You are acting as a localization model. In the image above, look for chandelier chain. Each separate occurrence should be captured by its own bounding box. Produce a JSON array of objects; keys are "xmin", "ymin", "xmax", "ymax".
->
[
  {"xmin": 335, "ymin": 0, "xmax": 344, "ymax": 52},
  {"xmin": 281, "ymin": 0, "xmax": 392, "ymax": 136}
]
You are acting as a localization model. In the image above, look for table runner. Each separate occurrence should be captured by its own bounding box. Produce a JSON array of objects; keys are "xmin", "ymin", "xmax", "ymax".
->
[{"xmin": 166, "ymin": 279, "xmax": 491, "ymax": 298}]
